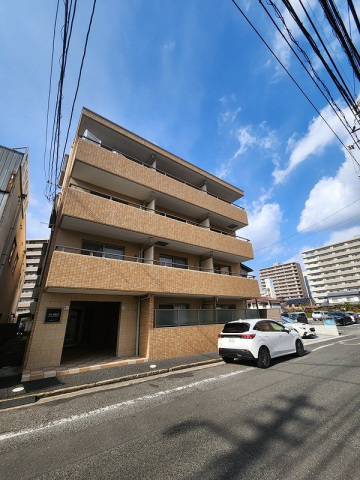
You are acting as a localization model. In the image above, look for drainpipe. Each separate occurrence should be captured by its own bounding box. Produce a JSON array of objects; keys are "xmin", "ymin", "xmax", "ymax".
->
[
  {"xmin": 135, "ymin": 297, "xmax": 140, "ymax": 355},
  {"xmin": 255, "ymin": 298, "xmax": 260, "ymax": 318}
]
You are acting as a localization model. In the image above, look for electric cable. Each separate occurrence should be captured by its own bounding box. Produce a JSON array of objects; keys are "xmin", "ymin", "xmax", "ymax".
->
[
  {"xmin": 43, "ymin": 0, "xmax": 60, "ymax": 186},
  {"xmin": 260, "ymin": 0, "xmax": 360, "ymax": 151},
  {"xmin": 230, "ymin": 0, "xmax": 360, "ymax": 167},
  {"xmin": 254, "ymin": 198, "xmax": 360, "ymax": 254},
  {"xmin": 61, "ymin": 0, "xmax": 97, "ymax": 166}
]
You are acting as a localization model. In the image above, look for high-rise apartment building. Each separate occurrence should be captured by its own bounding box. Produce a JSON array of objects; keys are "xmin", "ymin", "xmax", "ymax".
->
[
  {"xmin": 0, "ymin": 145, "xmax": 29, "ymax": 323},
  {"xmin": 259, "ymin": 262, "xmax": 308, "ymax": 302},
  {"xmin": 23, "ymin": 108, "xmax": 259, "ymax": 380},
  {"xmin": 302, "ymin": 235, "xmax": 360, "ymax": 305},
  {"xmin": 15, "ymin": 239, "xmax": 48, "ymax": 319}
]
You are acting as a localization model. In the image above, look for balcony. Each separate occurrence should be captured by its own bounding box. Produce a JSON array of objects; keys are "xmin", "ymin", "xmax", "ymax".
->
[
  {"xmin": 45, "ymin": 248, "xmax": 260, "ymax": 298},
  {"xmin": 71, "ymin": 138, "xmax": 248, "ymax": 230},
  {"xmin": 60, "ymin": 186, "xmax": 254, "ymax": 263}
]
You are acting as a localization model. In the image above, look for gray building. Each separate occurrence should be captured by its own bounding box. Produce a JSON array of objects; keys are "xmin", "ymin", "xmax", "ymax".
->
[
  {"xmin": 302, "ymin": 235, "xmax": 360, "ymax": 305},
  {"xmin": 259, "ymin": 262, "xmax": 308, "ymax": 302}
]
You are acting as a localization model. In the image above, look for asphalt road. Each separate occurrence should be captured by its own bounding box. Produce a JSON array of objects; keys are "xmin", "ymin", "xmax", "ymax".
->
[{"xmin": 1, "ymin": 327, "xmax": 359, "ymax": 480}]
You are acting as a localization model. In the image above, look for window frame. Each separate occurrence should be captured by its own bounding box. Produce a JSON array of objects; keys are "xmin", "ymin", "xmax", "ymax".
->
[{"xmin": 159, "ymin": 254, "xmax": 188, "ymax": 269}]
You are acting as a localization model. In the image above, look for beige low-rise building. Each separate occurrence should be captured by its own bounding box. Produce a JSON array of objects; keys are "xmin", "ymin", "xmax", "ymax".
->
[
  {"xmin": 0, "ymin": 145, "xmax": 29, "ymax": 324},
  {"xmin": 23, "ymin": 108, "xmax": 259, "ymax": 380}
]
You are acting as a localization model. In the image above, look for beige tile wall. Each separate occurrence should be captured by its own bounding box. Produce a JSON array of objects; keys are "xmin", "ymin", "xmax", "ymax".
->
[
  {"xmin": 75, "ymin": 138, "xmax": 248, "ymax": 226},
  {"xmin": 46, "ymin": 251, "xmax": 260, "ymax": 298},
  {"xmin": 62, "ymin": 188, "xmax": 254, "ymax": 259}
]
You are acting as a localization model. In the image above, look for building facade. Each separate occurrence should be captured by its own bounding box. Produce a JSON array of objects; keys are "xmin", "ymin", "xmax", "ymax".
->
[
  {"xmin": 23, "ymin": 108, "xmax": 259, "ymax": 380},
  {"xmin": 0, "ymin": 146, "xmax": 29, "ymax": 323},
  {"xmin": 302, "ymin": 235, "xmax": 360, "ymax": 305},
  {"xmin": 259, "ymin": 262, "xmax": 308, "ymax": 302},
  {"xmin": 15, "ymin": 239, "xmax": 49, "ymax": 320}
]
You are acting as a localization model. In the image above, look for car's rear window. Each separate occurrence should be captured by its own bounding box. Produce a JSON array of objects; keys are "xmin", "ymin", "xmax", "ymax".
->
[{"xmin": 223, "ymin": 322, "xmax": 250, "ymax": 333}]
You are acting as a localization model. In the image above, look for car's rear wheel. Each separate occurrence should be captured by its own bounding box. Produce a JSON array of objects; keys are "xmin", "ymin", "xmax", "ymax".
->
[
  {"xmin": 222, "ymin": 357, "xmax": 234, "ymax": 363},
  {"xmin": 295, "ymin": 339, "xmax": 304, "ymax": 357},
  {"xmin": 257, "ymin": 346, "xmax": 271, "ymax": 368}
]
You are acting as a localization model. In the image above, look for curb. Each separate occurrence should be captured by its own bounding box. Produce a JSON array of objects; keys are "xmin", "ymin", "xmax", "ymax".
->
[{"xmin": 0, "ymin": 358, "xmax": 221, "ymax": 410}]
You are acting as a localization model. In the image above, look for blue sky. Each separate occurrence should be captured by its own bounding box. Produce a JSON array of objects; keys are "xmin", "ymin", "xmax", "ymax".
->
[{"xmin": 1, "ymin": 0, "xmax": 360, "ymax": 280}]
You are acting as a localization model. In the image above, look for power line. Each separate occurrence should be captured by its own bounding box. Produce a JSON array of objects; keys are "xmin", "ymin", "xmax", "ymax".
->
[
  {"xmin": 254, "ymin": 198, "xmax": 360, "ymax": 254},
  {"xmin": 260, "ymin": 0, "xmax": 360, "ymax": 151},
  {"xmin": 45, "ymin": 0, "xmax": 96, "ymax": 202},
  {"xmin": 230, "ymin": 0, "xmax": 360, "ymax": 168},
  {"xmin": 61, "ymin": 0, "xmax": 97, "ymax": 164},
  {"xmin": 43, "ymin": 0, "xmax": 60, "ymax": 183}
]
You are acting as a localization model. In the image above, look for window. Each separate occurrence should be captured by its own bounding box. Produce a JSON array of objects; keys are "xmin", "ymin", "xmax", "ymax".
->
[
  {"xmin": 254, "ymin": 321, "xmax": 272, "ymax": 332},
  {"xmin": 82, "ymin": 241, "xmax": 124, "ymax": 260},
  {"xmin": 159, "ymin": 255, "xmax": 187, "ymax": 269},
  {"xmin": 223, "ymin": 322, "xmax": 250, "ymax": 333},
  {"xmin": 11, "ymin": 253, "xmax": 18, "ymax": 274},
  {"xmin": 269, "ymin": 321, "xmax": 286, "ymax": 332},
  {"xmin": 159, "ymin": 304, "xmax": 189, "ymax": 309},
  {"xmin": 8, "ymin": 239, "xmax": 17, "ymax": 264},
  {"xmin": 214, "ymin": 264, "xmax": 231, "ymax": 275}
]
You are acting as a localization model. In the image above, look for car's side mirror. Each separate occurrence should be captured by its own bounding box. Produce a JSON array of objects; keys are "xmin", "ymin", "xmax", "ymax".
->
[{"xmin": 284, "ymin": 326, "xmax": 291, "ymax": 333}]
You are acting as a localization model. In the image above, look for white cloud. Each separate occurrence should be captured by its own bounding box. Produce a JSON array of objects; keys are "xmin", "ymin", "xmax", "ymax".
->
[
  {"xmin": 163, "ymin": 41, "xmax": 176, "ymax": 53},
  {"xmin": 218, "ymin": 95, "xmax": 241, "ymax": 126},
  {"xmin": 297, "ymin": 156, "xmax": 360, "ymax": 232},
  {"xmin": 327, "ymin": 227, "xmax": 360, "ymax": 244},
  {"xmin": 233, "ymin": 126, "xmax": 257, "ymax": 158},
  {"xmin": 273, "ymin": 104, "xmax": 339, "ymax": 184},
  {"xmin": 241, "ymin": 201, "xmax": 283, "ymax": 254},
  {"xmin": 219, "ymin": 107, "xmax": 241, "ymax": 125}
]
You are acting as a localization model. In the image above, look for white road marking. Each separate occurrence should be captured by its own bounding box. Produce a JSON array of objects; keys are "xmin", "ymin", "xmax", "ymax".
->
[
  {"xmin": 0, "ymin": 368, "xmax": 248, "ymax": 442},
  {"xmin": 311, "ymin": 337, "xmax": 358, "ymax": 351}
]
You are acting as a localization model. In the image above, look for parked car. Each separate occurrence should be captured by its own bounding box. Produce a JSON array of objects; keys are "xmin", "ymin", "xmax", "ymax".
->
[
  {"xmin": 312, "ymin": 311, "xmax": 328, "ymax": 321},
  {"xmin": 327, "ymin": 311, "xmax": 353, "ymax": 326},
  {"xmin": 281, "ymin": 311, "xmax": 289, "ymax": 317},
  {"xmin": 355, "ymin": 313, "xmax": 360, "ymax": 324},
  {"xmin": 218, "ymin": 319, "xmax": 304, "ymax": 368},
  {"xmin": 288, "ymin": 312, "xmax": 309, "ymax": 324},
  {"xmin": 281, "ymin": 316, "xmax": 316, "ymax": 338},
  {"xmin": 345, "ymin": 312, "xmax": 357, "ymax": 324}
]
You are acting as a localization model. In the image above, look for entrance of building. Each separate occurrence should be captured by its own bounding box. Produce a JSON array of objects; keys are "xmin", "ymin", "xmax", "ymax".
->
[{"xmin": 61, "ymin": 301, "xmax": 120, "ymax": 364}]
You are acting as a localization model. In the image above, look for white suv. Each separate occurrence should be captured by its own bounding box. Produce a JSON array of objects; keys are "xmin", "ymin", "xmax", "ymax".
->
[
  {"xmin": 218, "ymin": 319, "xmax": 304, "ymax": 368},
  {"xmin": 312, "ymin": 311, "xmax": 328, "ymax": 321}
]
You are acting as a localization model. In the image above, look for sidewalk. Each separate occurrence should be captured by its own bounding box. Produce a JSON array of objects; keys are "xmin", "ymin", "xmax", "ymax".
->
[{"xmin": 0, "ymin": 334, "xmax": 342, "ymax": 410}]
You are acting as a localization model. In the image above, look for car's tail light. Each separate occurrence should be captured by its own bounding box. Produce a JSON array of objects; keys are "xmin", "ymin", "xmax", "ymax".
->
[{"xmin": 218, "ymin": 333, "xmax": 255, "ymax": 339}]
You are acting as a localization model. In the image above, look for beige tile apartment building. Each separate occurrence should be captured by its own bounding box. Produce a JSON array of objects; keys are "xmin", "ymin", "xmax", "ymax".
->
[
  {"xmin": 259, "ymin": 262, "xmax": 308, "ymax": 302},
  {"xmin": 302, "ymin": 235, "xmax": 360, "ymax": 305},
  {"xmin": 23, "ymin": 108, "xmax": 259, "ymax": 380},
  {"xmin": 0, "ymin": 145, "xmax": 29, "ymax": 324}
]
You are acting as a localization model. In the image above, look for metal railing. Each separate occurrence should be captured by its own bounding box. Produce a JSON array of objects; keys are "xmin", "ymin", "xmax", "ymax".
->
[
  {"xmin": 154, "ymin": 308, "xmax": 260, "ymax": 328},
  {"xmin": 80, "ymin": 135, "xmax": 245, "ymax": 209},
  {"xmin": 69, "ymin": 183, "xmax": 250, "ymax": 242},
  {"xmin": 53, "ymin": 245, "xmax": 256, "ymax": 278}
]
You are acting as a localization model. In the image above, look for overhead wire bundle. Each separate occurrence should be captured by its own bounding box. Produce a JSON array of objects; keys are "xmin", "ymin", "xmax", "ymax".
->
[
  {"xmin": 44, "ymin": 0, "xmax": 97, "ymax": 202},
  {"xmin": 231, "ymin": 0, "xmax": 360, "ymax": 171}
]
